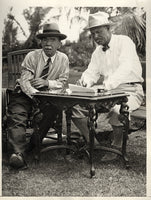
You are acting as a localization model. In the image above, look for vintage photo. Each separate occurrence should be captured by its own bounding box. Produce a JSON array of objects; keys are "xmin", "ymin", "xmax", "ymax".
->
[{"xmin": 1, "ymin": 1, "xmax": 149, "ymax": 198}]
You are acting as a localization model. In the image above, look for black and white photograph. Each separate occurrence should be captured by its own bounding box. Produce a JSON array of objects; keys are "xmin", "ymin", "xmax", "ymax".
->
[{"xmin": 1, "ymin": 0, "xmax": 151, "ymax": 198}]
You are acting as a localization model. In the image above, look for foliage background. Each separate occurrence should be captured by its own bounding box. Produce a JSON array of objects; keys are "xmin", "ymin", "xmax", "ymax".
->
[{"xmin": 2, "ymin": 7, "xmax": 146, "ymax": 70}]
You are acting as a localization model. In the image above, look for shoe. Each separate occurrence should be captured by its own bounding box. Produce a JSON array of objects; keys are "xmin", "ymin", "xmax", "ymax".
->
[
  {"xmin": 101, "ymin": 152, "xmax": 118, "ymax": 162},
  {"xmin": 9, "ymin": 153, "xmax": 27, "ymax": 169}
]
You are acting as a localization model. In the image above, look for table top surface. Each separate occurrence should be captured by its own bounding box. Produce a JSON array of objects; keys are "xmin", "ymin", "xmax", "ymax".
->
[{"xmin": 32, "ymin": 91, "xmax": 128, "ymax": 101}]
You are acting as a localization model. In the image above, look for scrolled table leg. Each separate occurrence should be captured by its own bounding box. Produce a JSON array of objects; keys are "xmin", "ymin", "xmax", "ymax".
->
[
  {"xmin": 55, "ymin": 111, "xmax": 63, "ymax": 144},
  {"xmin": 119, "ymin": 98, "xmax": 130, "ymax": 168},
  {"xmin": 87, "ymin": 104, "xmax": 98, "ymax": 178},
  {"xmin": 32, "ymin": 98, "xmax": 43, "ymax": 164},
  {"xmin": 65, "ymin": 108, "xmax": 72, "ymax": 144},
  {"xmin": 65, "ymin": 108, "xmax": 73, "ymax": 156}
]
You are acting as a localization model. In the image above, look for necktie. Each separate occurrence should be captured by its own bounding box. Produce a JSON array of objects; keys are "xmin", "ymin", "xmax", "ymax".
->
[
  {"xmin": 102, "ymin": 44, "xmax": 110, "ymax": 52},
  {"xmin": 40, "ymin": 57, "xmax": 51, "ymax": 79}
]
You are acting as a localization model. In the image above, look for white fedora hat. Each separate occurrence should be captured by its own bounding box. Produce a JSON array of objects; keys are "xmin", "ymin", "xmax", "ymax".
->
[{"xmin": 85, "ymin": 11, "xmax": 112, "ymax": 30}]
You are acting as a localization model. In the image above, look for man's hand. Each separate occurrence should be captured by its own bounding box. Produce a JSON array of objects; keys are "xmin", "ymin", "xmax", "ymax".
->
[
  {"xmin": 76, "ymin": 78, "xmax": 92, "ymax": 88},
  {"xmin": 76, "ymin": 79, "xmax": 86, "ymax": 87},
  {"xmin": 30, "ymin": 78, "xmax": 49, "ymax": 89}
]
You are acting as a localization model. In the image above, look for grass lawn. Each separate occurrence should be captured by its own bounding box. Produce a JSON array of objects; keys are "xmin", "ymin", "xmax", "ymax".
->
[
  {"xmin": 2, "ymin": 128, "xmax": 146, "ymax": 197},
  {"xmin": 2, "ymin": 67, "xmax": 146, "ymax": 197}
]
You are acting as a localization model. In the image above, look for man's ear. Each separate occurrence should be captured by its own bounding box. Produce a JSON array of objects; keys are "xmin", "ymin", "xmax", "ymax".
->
[
  {"xmin": 37, "ymin": 38, "xmax": 42, "ymax": 48},
  {"xmin": 107, "ymin": 25, "xmax": 111, "ymax": 31}
]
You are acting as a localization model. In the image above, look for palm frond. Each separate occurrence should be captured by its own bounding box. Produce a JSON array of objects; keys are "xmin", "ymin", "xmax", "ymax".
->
[{"xmin": 110, "ymin": 11, "xmax": 146, "ymax": 57}]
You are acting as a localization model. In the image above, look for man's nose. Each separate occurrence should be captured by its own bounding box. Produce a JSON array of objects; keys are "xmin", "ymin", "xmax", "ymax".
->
[
  {"xmin": 94, "ymin": 32, "xmax": 99, "ymax": 39},
  {"xmin": 47, "ymin": 40, "xmax": 53, "ymax": 45}
]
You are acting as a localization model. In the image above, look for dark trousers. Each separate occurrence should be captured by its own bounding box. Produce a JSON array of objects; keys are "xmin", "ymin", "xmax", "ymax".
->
[{"xmin": 7, "ymin": 91, "xmax": 59, "ymax": 154}]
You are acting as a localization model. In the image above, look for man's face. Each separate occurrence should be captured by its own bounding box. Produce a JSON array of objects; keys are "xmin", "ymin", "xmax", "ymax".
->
[
  {"xmin": 41, "ymin": 36, "xmax": 61, "ymax": 57},
  {"xmin": 90, "ymin": 26, "xmax": 111, "ymax": 46}
]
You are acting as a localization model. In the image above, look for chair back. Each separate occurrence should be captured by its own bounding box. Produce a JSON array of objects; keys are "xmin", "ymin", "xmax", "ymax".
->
[{"xmin": 7, "ymin": 49, "xmax": 35, "ymax": 89}]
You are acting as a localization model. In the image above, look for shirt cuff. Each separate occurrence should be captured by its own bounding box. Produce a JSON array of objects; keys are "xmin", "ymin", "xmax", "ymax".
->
[
  {"xmin": 48, "ymin": 80, "xmax": 63, "ymax": 89},
  {"xmin": 103, "ymin": 80, "xmax": 120, "ymax": 90}
]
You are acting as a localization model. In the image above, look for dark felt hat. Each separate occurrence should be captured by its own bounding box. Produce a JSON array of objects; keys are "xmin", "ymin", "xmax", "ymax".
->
[{"xmin": 36, "ymin": 23, "xmax": 67, "ymax": 40}]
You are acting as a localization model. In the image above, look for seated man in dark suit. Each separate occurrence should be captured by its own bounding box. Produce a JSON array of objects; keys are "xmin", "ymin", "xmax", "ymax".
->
[{"xmin": 7, "ymin": 23, "xmax": 69, "ymax": 169}]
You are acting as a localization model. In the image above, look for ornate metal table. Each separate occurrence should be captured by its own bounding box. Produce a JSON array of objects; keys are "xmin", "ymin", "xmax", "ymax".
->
[{"xmin": 32, "ymin": 91, "xmax": 129, "ymax": 178}]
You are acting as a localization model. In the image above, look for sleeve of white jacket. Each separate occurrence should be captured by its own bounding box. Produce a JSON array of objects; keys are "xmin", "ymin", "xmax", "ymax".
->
[
  {"xmin": 81, "ymin": 49, "xmax": 101, "ymax": 87},
  {"xmin": 104, "ymin": 37, "xmax": 141, "ymax": 90},
  {"xmin": 19, "ymin": 69, "xmax": 39, "ymax": 97}
]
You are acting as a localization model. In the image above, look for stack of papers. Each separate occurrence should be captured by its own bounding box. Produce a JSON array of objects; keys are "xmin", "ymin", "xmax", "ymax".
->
[{"xmin": 68, "ymin": 84, "xmax": 96, "ymax": 94}]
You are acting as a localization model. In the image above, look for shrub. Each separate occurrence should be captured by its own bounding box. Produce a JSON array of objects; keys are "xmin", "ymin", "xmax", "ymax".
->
[{"xmin": 60, "ymin": 33, "xmax": 95, "ymax": 71}]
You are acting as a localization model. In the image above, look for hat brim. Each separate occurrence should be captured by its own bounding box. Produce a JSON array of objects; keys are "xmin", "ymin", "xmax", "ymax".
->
[
  {"xmin": 84, "ymin": 23, "xmax": 113, "ymax": 30},
  {"xmin": 36, "ymin": 32, "xmax": 67, "ymax": 40}
]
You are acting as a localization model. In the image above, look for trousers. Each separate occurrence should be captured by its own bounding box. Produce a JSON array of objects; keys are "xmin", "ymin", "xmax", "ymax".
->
[
  {"xmin": 72, "ymin": 83, "xmax": 144, "ymax": 126},
  {"xmin": 7, "ymin": 91, "xmax": 60, "ymax": 154}
]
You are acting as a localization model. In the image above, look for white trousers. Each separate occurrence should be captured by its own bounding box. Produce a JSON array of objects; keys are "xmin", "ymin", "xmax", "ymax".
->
[{"xmin": 72, "ymin": 83, "xmax": 144, "ymax": 126}]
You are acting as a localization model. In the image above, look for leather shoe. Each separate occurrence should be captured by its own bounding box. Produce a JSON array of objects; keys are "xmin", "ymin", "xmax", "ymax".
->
[
  {"xmin": 101, "ymin": 152, "xmax": 118, "ymax": 162},
  {"xmin": 9, "ymin": 153, "xmax": 27, "ymax": 169}
]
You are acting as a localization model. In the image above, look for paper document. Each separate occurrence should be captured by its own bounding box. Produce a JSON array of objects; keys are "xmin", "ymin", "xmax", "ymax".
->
[{"xmin": 68, "ymin": 84, "xmax": 95, "ymax": 93}]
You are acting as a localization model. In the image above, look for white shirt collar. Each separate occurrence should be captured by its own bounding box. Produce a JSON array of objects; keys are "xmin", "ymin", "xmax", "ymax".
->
[
  {"xmin": 98, "ymin": 34, "xmax": 114, "ymax": 52},
  {"xmin": 108, "ymin": 34, "xmax": 115, "ymax": 50},
  {"xmin": 42, "ymin": 50, "xmax": 56, "ymax": 63}
]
